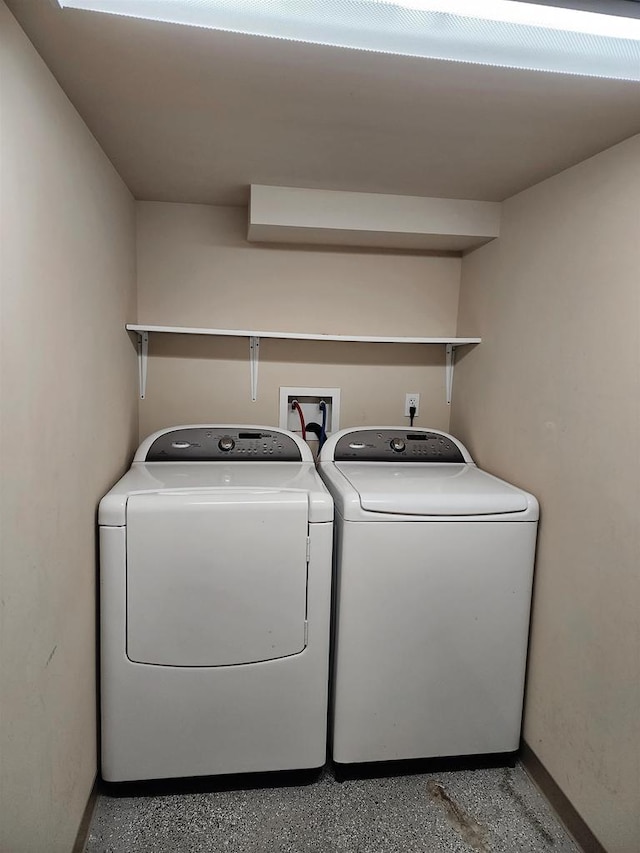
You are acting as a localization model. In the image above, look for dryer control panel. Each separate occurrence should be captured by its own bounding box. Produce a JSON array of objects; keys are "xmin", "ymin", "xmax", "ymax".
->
[
  {"xmin": 334, "ymin": 429, "xmax": 464, "ymax": 463},
  {"xmin": 145, "ymin": 428, "xmax": 303, "ymax": 461}
]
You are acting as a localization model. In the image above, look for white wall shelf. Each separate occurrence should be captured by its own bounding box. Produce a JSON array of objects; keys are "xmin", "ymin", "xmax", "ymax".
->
[
  {"xmin": 248, "ymin": 185, "xmax": 501, "ymax": 252},
  {"xmin": 126, "ymin": 324, "xmax": 481, "ymax": 403}
]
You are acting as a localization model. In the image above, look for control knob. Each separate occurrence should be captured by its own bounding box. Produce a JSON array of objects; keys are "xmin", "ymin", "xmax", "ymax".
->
[
  {"xmin": 390, "ymin": 437, "xmax": 406, "ymax": 453},
  {"xmin": 218, "ymin": 435, "xmax": 235, "ymax": 452}
]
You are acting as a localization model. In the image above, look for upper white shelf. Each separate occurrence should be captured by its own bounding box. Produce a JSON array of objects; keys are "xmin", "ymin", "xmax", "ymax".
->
[
  {"xmin": 127, "ymin": 324, "xmax": 480, "ymax": 346},
  {"xmin": 126, "ymin": 324, "xmax": 480, "ymax": 404},
  {"xmin": 248, "ymin": 186, "xmax": 501, "ymax": 253}
]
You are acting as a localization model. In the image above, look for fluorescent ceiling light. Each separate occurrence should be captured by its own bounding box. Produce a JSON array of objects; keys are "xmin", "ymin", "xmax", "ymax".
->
[{"xmin": 57, "ymin": 0, "xmax": 640, "ymax": 80}]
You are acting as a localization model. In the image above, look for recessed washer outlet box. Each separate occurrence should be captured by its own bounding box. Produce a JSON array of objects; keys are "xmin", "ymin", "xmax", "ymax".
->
[{"xmin": 279, "ymin": 387, "xmax": 341, "ymax": 441}]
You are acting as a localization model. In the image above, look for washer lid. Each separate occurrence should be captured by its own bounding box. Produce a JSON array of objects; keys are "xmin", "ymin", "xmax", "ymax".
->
[{"xmin": 334, "ymin": 463, "xmax": 530, "ymax": 515}]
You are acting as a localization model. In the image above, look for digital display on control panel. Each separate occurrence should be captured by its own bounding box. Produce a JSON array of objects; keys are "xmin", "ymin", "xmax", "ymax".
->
[
  {"xmin": 145, "ymin": 428, "xmax": 303, "ymax": 461},
  {"xmin": 333, "ymin": 429, "xmax": 464, "ymax": 463}
]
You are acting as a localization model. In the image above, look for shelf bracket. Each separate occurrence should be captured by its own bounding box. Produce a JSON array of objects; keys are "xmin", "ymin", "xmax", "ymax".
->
[
  {"xmin": 445, "ymin": 343, "xmax": 455, "ymax": 405},
  {"xmin": 249, "ymin": 336, "xmax": 260, "ymax": 401},
  {"xmin": 136, "ymin": 331, "xmax": 149, "ymax": 399}
]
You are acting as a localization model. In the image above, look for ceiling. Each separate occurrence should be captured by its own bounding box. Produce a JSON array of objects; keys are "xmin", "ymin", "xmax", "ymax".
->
[{"xmin": 7, "ymin": 0, "xmax": 640, "ymax": 206}]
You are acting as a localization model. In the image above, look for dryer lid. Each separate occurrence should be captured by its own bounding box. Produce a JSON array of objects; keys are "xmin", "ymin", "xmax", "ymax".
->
[
  {"xmin": 334, "ymin": 463, "xmax": 530, "ymax": 516},
  {"xmin": 99, "ymin": 462, "xmax": 333, "ymax": 525}
]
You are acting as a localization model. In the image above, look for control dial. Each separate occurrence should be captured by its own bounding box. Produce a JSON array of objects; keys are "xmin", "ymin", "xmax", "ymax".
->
[
  {"xmin": 390, "ymin": 437, "xmax": 406, "ymax": 453},
  {"xmin": 218, "ymin": 435, "xmax": 235, "ymax": 452}
]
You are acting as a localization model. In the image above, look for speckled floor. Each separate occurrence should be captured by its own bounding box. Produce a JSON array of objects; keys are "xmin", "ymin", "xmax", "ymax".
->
[{"xmin": 86, "ymin": 763, "xmax": 579, "ymax": 853}]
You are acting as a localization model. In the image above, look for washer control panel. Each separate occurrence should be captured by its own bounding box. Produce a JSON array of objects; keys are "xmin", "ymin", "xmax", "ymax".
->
[
  {"xmin": 334, "ymin": 429, "xmax": 464, "ymax": 463},
  {"xmin": 145, "ymin": 428, "xmax": 303, "ymax": 461}
]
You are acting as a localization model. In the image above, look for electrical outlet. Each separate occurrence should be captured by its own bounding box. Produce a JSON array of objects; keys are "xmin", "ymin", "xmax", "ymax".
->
[{"xmin": 404, "ymin": 393, "xmax": 420, "ymax": 417}]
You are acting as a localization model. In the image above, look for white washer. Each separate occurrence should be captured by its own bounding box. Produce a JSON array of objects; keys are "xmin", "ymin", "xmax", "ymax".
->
[
  {"xmin": 99, "ymin": 425, "xmax": 333, "ymax": 782},
  {"xmin": 318, "ymin": 426, "xmax": 539, "ymax": 766}
]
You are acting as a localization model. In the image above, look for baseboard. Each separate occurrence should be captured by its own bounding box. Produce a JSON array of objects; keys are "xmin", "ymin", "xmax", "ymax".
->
[
  {"xmin": 71, "ymin": 776, "xmax": 98, "ymax": 853},
  {"xmin": 520, "ymin": 742, "xmax": 608, "ymax": 853}
]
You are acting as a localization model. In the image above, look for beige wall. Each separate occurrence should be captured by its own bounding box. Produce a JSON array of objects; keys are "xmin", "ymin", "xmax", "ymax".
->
[
  {"xmin": 451, "ymin": 134, "xmax": 640, "ymax": 853},
  {"xmin": 0, "ymin": 5, "xmax": 138, "ymax": 852},
  {"xmin": 136, "ymin": 202, "xmax": 461, "ymax": 439}
]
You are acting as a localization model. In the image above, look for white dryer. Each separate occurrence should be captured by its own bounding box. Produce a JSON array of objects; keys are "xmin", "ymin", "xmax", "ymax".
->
[
  {"xmin": 99, "ymin": 425, "xmax": 333, "ymax": 782},
  {"xmin": 318, "ymin": 427, "xmax": 539, "ymax": 767}
]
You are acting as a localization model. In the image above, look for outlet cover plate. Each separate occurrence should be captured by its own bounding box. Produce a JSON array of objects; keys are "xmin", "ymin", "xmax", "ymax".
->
[{"xmin": 404, "ymin": 393, "xmax": 420, "ymax": 417}]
